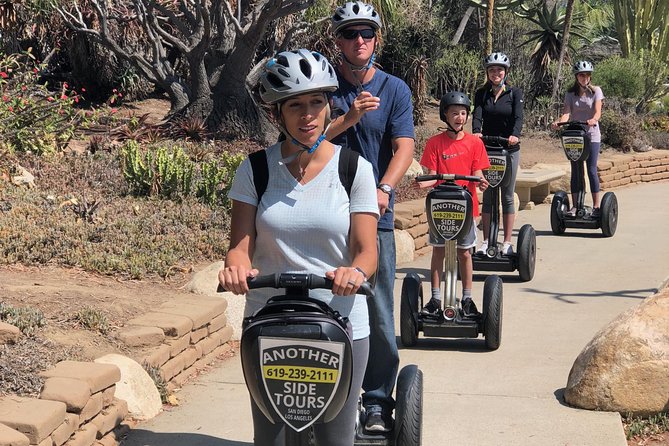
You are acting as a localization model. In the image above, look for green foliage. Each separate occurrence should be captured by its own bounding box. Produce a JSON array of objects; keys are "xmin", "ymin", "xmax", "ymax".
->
[
  {"xmin": 613, "ymin": 0, "xmax": 669, "ymax": 61},
  {"xmin": 0, "ymin": 51, "xmax": 101, "ymax": 155},
  {"xmin": 593, "ymin": 55, "xmax": 645, "ymax": 101},
  {"xmin": 433, "ymin": 46, "xmax": 481, "ymax": 98},
  {"xmin": 74, "ymin": 308, "xmax": 110, "ymax": 334},
  {"xmin": 599, "ymin": 108, "xmax": 649, "ymax": 152},
  {"xmin": 0, "ymin": 303, "xmax": 47, "ymax": 336},
  {"xmin": 624, "ymin": 412, "xmax": 669, "ymax": 440},
  {"xmin": 196, "ymin": 153, "xmax": 245, "ymax": 207},
  {"xmin": 120, "ymin": 141, "xmax": 194, "ymax": 199},
  {"xmin": 143, "ymin": 363, "xmax": 169, "ymax": 403}
]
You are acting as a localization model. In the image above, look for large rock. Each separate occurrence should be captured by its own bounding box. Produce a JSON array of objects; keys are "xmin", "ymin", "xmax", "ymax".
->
[
  {"xmin": 94, "ymin": 354, "xmax": 162, "ymax": 421},
  {"xmin": 394, "ymin": 229, "xmax": 415, "ymax": 265},
  {"xmin": 404, "ymin": 158, "xmax": 423, "ymax": 180},
  {"xmin": 564, "ymin": 287, "xmax": 669, "ymax": 416},
  {"xmin": 184, "ymin": 261, "xmax": 242, "ymax": 340}
]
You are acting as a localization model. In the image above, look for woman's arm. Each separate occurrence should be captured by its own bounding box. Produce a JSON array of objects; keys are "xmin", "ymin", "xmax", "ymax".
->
[
  {"xmin": 588, "ymin": 98, "xmax": 603, "ymax": 127},
  {"xmin": 510, "ymin": 88, "xmax": 524, "ymax": 145},
  {"xmin": 472, "ymin": 89, "xmax": 484, "ymax": 135},
  {"xmin": 218, "ymin": 200, "xmax": 258, "ymax": 295}
]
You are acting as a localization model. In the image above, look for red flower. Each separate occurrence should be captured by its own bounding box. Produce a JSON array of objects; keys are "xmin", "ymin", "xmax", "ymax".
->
[
  {"xmin": 111, "ymin": 108, "xmax": 118, "ymax": 114},
  {"xmin": 21, "ymin": 85, "xmax": 26, "ymax": 91},
  {"xmin": 33, "ymin": 68, "xmax": 38, "ymax": 74},
  {"xmin": 2, "ymin": 95, "xmax": 7, "ymax": 102},
  {"xmin": 74, "ymin": 96, "xmax": 79, "ymax": 103},
  {"xmin": 47, "ymin": 97, "xmax": 54, "ymax": 102},
  {"xmin": 0, "ymin": 72, "xmax": 7, "ymax": 79},
  {"xmin": 8, "ymin": 106, "xmax": 13, "ymax": 112},
  {"xmin": 81, "ymin": 87, "xmax": 86, "ymax": 92},
  {"xmin": 63, "ymin": 82, "xmax": 69, "ymax": 89},
  {"xmin": 60, "ymin": 94, "xmax": 67, "ymax": 100}
]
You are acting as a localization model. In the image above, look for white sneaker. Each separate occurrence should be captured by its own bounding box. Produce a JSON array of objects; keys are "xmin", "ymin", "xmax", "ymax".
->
[
  {"xmin": 477, "ymin": 240, "xmax": 488, "ymax": 254},
  {"xmin": 501, "ymin": 243, "xmax": 513, "ymax": 255}
]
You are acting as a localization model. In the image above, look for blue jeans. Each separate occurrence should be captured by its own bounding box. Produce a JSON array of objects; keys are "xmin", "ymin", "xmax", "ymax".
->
[{"xmin": 362, "ymin": 229, "xmax": 399, "ymax": 413}]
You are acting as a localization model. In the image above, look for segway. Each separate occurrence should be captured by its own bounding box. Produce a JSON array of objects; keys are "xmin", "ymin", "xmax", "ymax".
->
[
  {"xmin": 472, "ymin": 136, "xmax": 536, "ymax": 281},
  {"xmin": 225, "ymin": 273, "xmax": 423, "ymax": 445},
  {"xmin": 400, "ymin": 174, "xmax": 503, "ymax": 350},
  {"xmin": 551, "ymin": 122, "xmax": 618, "ymax": 237}
]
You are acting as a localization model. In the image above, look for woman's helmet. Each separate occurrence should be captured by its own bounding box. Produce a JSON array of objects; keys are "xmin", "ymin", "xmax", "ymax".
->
[
  {"xmin": 259, "ymin": 49, "xmax": 338, "ymax": 105},
  {"xmin": 483, "ymin": 52, "xmax": 510, "ymax": 69},
  {"xmin": 573, "ymin": 60, "xmax": 594, "ymax": 74},
  {"xmin": 332, "ymin": 1, "xmax": 382, "ymax": 34},
  {"xmin": 439, "ymin": 91, "xmax": 471, "ymax": 122}
]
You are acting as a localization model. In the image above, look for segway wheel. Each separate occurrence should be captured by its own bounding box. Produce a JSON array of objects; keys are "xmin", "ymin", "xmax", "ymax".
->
[
  {"xmin": 516, "ymin": 224, "xmax": 536, "ymax": 282},
  {"xmin": 400, "ymin": 273, "xmax": 422, "ymax": 347},
  {"xmin": 394, "ymin": 365, "xmax": 423, "ymax": 446},
  {"xmin": 482, "ymin": 275, "xmax": 503, "ymax": 350},
  {"xmin": 550, "ymin": 191, "xmax": 569, "ymax": 235},
  {"xmin": 600, "ymin": 192, "xmax": 618, "ymax": 237}
]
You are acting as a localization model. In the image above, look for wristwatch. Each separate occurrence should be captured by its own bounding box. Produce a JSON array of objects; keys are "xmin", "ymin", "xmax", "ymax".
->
[{"xmin": 377, "ymin": 183, "xmax": 393, "ymax": 196}]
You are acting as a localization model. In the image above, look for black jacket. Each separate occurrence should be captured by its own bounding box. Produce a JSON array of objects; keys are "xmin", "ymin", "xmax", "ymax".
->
[{"xmin": 472, "ymin": 86, "xmax": 524, "ymax": 152}]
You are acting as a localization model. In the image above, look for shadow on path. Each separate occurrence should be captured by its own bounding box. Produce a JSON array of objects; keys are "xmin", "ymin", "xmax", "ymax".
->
[
  {"xmin": 522, "ymin": 287, "xmax": 657, "ymax": 303},
  {"xmin": 123, "ymin": 430, "xmax": 251, "ymax": 446}
]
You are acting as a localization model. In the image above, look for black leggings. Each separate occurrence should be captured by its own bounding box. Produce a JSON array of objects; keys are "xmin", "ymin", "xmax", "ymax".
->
[
  {"xmin": 250, "ymin": 337, "xmax": 370, "ymax": 446},
  {"xmin": 570, "ymin": 141, "xmax": 601, "ymax": 194}
]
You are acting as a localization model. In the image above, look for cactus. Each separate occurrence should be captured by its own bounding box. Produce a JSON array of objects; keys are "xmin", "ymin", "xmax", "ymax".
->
[{"xmin": 613, "ymin": 0, "xmax": 669, "ymax": 62}]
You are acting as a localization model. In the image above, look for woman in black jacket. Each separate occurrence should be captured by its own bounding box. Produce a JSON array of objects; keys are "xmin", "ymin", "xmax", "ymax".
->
[{"xmin": 472, "ymin": 52, "xmax": 524, "ymax": 255}]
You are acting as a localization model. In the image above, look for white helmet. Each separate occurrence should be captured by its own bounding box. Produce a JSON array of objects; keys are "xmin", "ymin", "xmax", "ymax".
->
[
  {"xmin": 332, "ymin": 1, "xmax": 382, "ymax": 34},
  {"xmin": 573, "ymin": 60, "xmax": 594, "ymax": 74},
  {"xmin": 484, "ymin": 52, "xmax": 510, "ymax": 69},
  {"xmin": 259, "ymin": 49, "xmax": 339, "ymax": 105}
]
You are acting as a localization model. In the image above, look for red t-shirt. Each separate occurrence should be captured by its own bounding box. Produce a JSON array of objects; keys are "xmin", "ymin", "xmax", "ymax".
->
[{"xmin": 419, "ymin": 132, "xmax": 490, "ymax": 216}]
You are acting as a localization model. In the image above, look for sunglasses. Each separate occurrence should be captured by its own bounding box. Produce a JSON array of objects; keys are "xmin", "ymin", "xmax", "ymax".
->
[{"xmin": 339, "ymin": 28, "xmax": 376, "ymax": 41}]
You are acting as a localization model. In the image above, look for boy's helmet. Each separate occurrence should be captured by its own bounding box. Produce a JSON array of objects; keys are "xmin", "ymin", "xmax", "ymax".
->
[
  {"xmin": 483, "ymin": 52, "xmax": 510, "ymax": 69},
  {"xmin": 259, "ymin": 49, "xmax": 338, "ymax": 105},
  {"xmin": 439, "ymin": 91, "xmax": 471, "ymax": 122},
  {"xmin": 573, "ymin": 60, "xmax": 594, "ymax": 74},
  {"xmin": 332, "ymin": 1, "xmax": 382, "ymax": 34}
]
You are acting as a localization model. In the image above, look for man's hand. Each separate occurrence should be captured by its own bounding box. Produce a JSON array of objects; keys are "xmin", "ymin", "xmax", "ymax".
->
[{"xmin": 345, "ymin": 91, "xmax": 380, "ymax": 125}]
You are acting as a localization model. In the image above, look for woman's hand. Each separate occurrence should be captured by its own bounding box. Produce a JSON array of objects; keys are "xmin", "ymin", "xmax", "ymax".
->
[
  {"xmin": 508, "ymin": 135, "xmax": 519, "ymax": 145},
  {"xmin": 551, "ymin": 121, "xmax": 560, "ymax": 130},
  {"xmin": 326, "ymin": 267, "xmax": 366, "ymax": 296},
  {"xmin": 586, "ymin": 118, "xmax": 598, "ymax": 127},
  {"xmin": 218, "ymin": 265, "xmax": 258, "ymax": 295}
]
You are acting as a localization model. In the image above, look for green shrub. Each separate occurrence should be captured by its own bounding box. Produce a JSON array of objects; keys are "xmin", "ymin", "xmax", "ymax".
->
[
  {"xmin": 0, "ymin": 303, "xmax": 47, "ymax": 336},
  {"xmin": 594, "ymin": 56, "xmax": 645, "ymax": 102},
  {"xmin": 143, "ymin": 363, "xmax": 169, "ymax": 403},
  {"xmin": 196, "ymin": 152, "xmax": 244, "ymax": 207},
  {"xmin": 74, "ymin": 308, "xmax": 110, "ymax": 334},
  {"xmin": 600, "ymin": 109, "xmax": 650, "ymax": 151},
  {"xmin": 121, "ymin": 141, "xmax": 194, "ymax": 199}
]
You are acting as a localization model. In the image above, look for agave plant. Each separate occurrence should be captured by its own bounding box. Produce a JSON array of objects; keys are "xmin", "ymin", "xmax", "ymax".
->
[{"xmin": 518, "ymin": 1, "xmax": 589, "ymax": 99}]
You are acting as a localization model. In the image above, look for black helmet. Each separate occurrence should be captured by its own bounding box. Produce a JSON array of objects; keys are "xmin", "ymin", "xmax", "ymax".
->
[{"xmin": 439, "ymin": 91, "xmax": 471, "ymax": 122}]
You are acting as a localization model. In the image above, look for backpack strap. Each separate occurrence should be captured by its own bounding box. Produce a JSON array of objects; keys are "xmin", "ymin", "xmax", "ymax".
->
[
  {"xmin": 338, "ymin": 147, "xmax": 359, "ymax": 198},
  {"xmin": 249, "ymin": 150, "xmax": 268, "ymax": 202}
]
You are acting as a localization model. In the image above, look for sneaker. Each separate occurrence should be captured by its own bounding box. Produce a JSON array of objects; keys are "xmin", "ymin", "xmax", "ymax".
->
[
  {"xmin": 461, "ymin": 297, "xmax": 480, "ymax": 318},
  {"xmin": 501, "ymin": 243, "xmax": 513, "ymax": 255},
  {"xmin": 565, "ymin": 207, "xmax": 577, "ymax": 217},
  {"xmin": 477, "ymin": 240, "xmax": 488, "ymax": 254},
  {"xmin": 365, "ymin": 407, "xmax": 392, "ymax": 432},
  {"xmin": 592, "ymin": 208, "xmax": 601, "ymax": 218},
  {"xmin": 420, "ymin": 297, "xmax": 441, "ymax": 315}
]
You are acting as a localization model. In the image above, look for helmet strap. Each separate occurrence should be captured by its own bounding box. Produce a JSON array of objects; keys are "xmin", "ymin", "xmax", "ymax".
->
[{"xmin": 343, "ymin": 52, "xmax": 375, "ymax": 93}]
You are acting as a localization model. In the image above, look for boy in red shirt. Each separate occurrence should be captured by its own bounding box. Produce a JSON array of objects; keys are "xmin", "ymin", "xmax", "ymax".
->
[{"xmin": 416, "ymin": 91, "xmax": 490, "ymax": 316}]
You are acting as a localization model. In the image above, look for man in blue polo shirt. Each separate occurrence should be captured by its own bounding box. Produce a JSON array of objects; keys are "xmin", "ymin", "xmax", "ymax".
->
[{"xmin": 327, "ymin": 1, "xmax": 415, "ymax": 433}]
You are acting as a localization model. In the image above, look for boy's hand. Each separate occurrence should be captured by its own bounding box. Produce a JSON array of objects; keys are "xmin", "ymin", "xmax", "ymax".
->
[
  {"xmin": 414, "ymin": 178, "xmax": 436, "ymax": 189},
  {"xmin": 473, "ymin": 132, "xmax": 483, "ymax": 138},
  {"xmin": 477, "ymin": 176, "xmax": 489, "ymax": 192}
]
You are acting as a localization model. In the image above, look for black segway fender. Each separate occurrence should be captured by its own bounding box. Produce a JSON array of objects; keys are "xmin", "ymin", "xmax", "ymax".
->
[
  {"xmin": 550, "ymin": 191, "xmax": 569, "ymax": 235},
  {"xmin": 400, "ymin": 273, "xmax": 422, "ymax": 347},
  {"xmin": 240, "ymin": 297, "xmax": 354, "ymax": 432},
  {"xmin": 482, "ymin": 275, "xmax": 503, "ymax": 350},
  {"xmin": 394, "ymin": 365, "xmax": 423, "ymax": 446}
]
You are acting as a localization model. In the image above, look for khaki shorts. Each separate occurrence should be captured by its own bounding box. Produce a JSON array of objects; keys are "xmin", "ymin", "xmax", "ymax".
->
[{"xmin": 429, "ymin": 222, "xmax": 477, "ymax": 250}]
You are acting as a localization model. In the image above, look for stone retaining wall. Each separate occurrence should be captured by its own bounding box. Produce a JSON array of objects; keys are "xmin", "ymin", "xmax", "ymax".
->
[
  {"xmin": 597, "ymin": 151, "xmax": 669, "ymax": 190},
  {"xmin": 0, "ymin": 294, "xmax": 235, "ymax": 446}
]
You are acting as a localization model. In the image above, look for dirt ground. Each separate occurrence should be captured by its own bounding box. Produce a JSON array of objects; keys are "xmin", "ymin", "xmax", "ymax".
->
[{"xmin": 0, "ymin": 97, "xmax": 653, "ymax": 444}]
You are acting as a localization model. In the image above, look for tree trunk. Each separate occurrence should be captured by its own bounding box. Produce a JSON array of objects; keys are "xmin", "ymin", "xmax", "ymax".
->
[
  {"xmin": 550, "ymin": 0, "xmax": 574, "ymax": 113},
  {"xmin": 451, "ymin": 6, "xmax": 475, "ymax": 46},
  {"xmin": 486, "ymin": 0, "xmax": 495, "ymax": 54}
]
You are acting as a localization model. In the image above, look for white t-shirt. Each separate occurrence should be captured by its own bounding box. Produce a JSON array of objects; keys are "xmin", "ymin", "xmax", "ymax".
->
[{"xmin": 228, "ymin": 143, "xmax": 380, "ymax": 340}]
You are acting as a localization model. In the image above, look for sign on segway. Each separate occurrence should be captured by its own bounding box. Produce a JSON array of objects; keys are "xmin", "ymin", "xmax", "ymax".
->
[
  {"xmin": 484, "ymin": 154, "xmax": 507, "ymax": 188},
  {"xmin": 259, "ymin": 337, "xmax": 345, "ymax": 432},
  {"xmin": 561, "ymin": 135, "xmax": 586, "ymax": 162},
  {"xmin": 428, "ymin": 198, "xmax": 467, "ymax": 240}
]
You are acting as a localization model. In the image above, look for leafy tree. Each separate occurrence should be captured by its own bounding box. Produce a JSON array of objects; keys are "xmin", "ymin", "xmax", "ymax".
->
[{"xmin": 56, "ymin": 0, "xmax": 317, "ymax": 143}]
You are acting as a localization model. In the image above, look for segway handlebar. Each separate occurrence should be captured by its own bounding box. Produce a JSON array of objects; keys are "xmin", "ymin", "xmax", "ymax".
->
[
  {"xmin": 416, "ymin": 174, "xmax": 482, "ymax": 183},
  {"xmin": 480, "ymin": 135, "xmax": 510, "ymax": 146},
  {"xmin": 556, "ymin": 121, "xmax": 588, "ymax": 127},
  {"xmin": 217, "ymin": 273, "xmax": 374, "ymax": 297}
]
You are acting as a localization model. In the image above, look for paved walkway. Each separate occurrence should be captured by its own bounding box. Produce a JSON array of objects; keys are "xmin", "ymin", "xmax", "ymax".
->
[{"xmin": 124, "ymin": 181, "xmax": 669, "ymax": 446}]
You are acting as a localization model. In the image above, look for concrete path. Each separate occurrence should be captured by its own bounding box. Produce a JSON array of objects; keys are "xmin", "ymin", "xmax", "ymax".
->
[{"xmin": 124, "ymin": 181, "xmax": 669, "ymax": 446}]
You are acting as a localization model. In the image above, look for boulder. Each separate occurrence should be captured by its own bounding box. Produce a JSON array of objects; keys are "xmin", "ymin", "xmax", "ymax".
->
[
  {"xmin": 564, "ymin": 287, "xmax": 669, "ymax": 416},
  {"xmin": 394, "ymin": 229, "xmax": 415, "ymax": 265},
  {"xmin": 0, "ymin": 322, "xmax": 20, "ymax": 344},
  {"xmin": 404, "ymin": 158, "xmax": 423, "ymax": 180},
  {"xmin": 94, "ymin": 354, "xmax": 162, "ymax": 421},
  {"xmin": 184, "ymin": 261, "xmax": 242, "ymax": 340}
]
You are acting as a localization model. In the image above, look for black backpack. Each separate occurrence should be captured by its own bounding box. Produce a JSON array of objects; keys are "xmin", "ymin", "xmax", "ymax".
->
[{"xmin": 248, "ymin": 148, "xmax": 360, "ymax": 201}]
